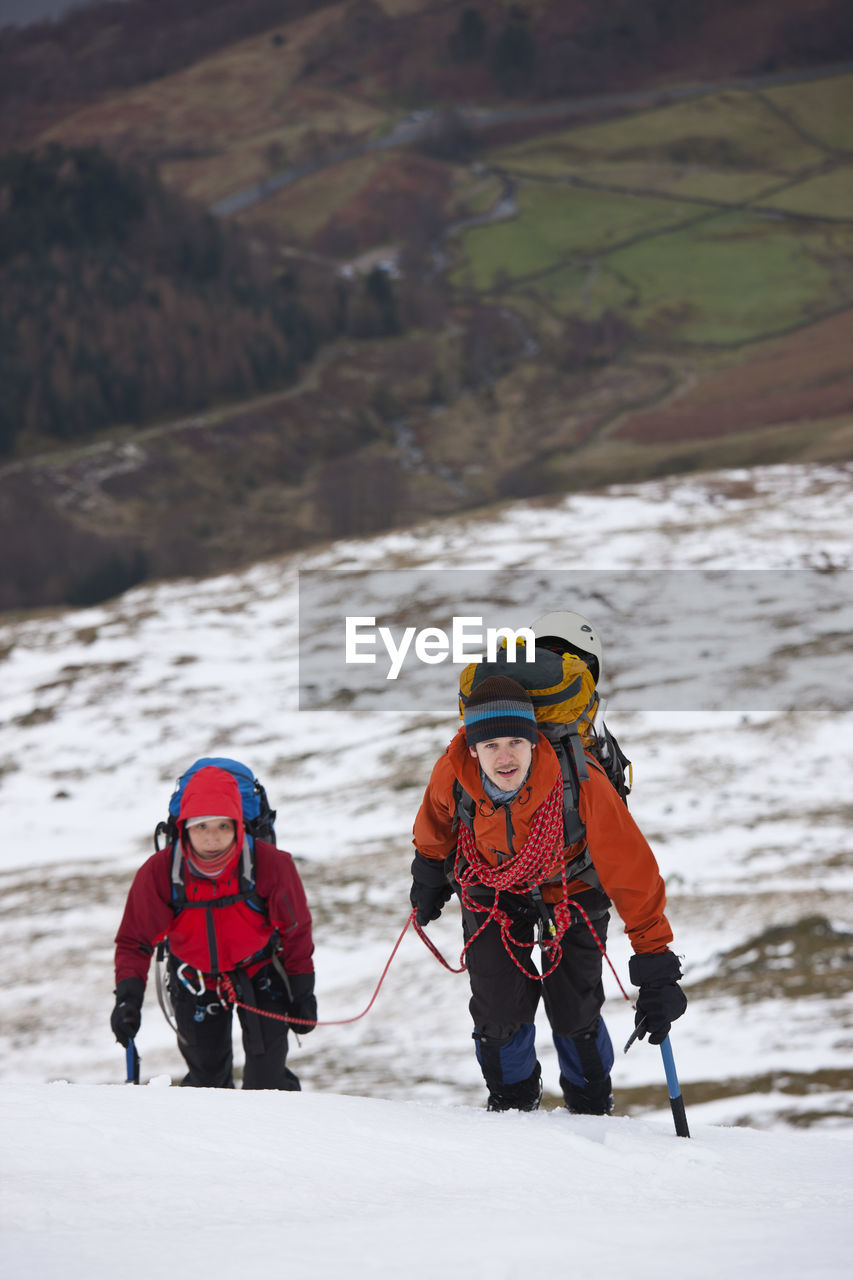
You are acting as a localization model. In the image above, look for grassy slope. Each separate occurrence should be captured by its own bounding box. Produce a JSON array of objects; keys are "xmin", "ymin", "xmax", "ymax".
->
[
  {"xmin": 5, "ymin": 1, "xmax": 853, "ymax": 606},
  {"xmin": 444, "ymin": 70, "xmax": 853, "ymax": 487},
  {"xmin": 470, "ymin": 78, "xmax": 853, "ymax": 338},
  {"xmin": 36, "ymin": 8, "xmax": 389, "ymax": 205}
]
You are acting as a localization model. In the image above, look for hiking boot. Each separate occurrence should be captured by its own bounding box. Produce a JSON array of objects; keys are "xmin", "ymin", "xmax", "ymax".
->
[
  {"xmin": 561, "ymin": 1074, "xmax": 614, "ymax": 1116},
  {"xmin": 486, "ymin": 1065, "xmax": 543, "ymax": 1112}
]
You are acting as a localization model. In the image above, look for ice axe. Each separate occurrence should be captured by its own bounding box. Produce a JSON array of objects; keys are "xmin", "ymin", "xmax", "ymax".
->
[
  {"xmin": 624, "ymin": 1020, "xmax": 690, "ymax": 1138},
  {"xmin": 659, "ymin": 1034, "xmax": 690, "ymax": 1137},
  {"xmin": 125, "ymin": 1037, "xmax": 140, "ymax": 1085}
]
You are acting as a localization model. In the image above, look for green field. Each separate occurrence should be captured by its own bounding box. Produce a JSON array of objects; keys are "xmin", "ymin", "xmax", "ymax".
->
[
  {"xmin": 607, "ymin": 213, "xmax": 851, "ymax": 343},
  {"xmin": 491, "ymin": 89, "xmax": 826, "ymax": 193},
  {"xmin": 448, "ymin": 76, "xmax": 853, "ymax": 345},
  {"xmin": 764, "ymin": 71, "xmax": 853, "ymax": 152},
  {"xmin": 761, "ymin": 163, "xmax": 853, "ymax": 220},
  {"xmin": 507, "ymin": 261, "xmax": 634, "ymax": 323},
  {"xmin": 451, "ymin": 184, "xmax": 688, "ymax": 289}
]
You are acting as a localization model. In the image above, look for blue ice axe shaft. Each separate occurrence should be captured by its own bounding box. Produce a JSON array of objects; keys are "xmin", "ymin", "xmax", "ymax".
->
[
  {"xmin": 624, "ymin": 1022, "xmax": 690, "ymax": 1138},
  {"xmin": 659, "ymin": 1035, "xmax": 689, "ymax": 1138}
]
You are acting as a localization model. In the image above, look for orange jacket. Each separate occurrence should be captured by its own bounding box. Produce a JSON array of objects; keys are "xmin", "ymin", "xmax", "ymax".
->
[{"xmin": 412, "ymin": 728, "xmax": 673, "ymax": 955}]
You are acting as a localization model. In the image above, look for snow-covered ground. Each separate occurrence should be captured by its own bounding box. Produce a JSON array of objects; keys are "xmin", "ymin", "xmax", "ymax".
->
[
  {"xmin": 2, "ymin": 461, "xmax": 853, "ymax": 1276},
  {"xmin": 3, "ymin": 1083, "xmax": 852, "ymax": 1280}
]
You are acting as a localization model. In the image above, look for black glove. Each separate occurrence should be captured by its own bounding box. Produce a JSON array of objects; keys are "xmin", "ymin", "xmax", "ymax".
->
[
  {"xmin": 286, "ymin": 971, "xmax": 317, "ymax": 1034},
  {"xmin": 499, "ymin": 891, "xmax": 542, "ymax": 926},
  {"xmin": 410, "ymin": 850, "xmax": 452, "ymax": 926},
  {"xmin": 629, "ymin": 951, "xmax": 687, "ymax": 1046},
  {"xmin": 110, "ymin": 977, "xmax": 144, "ymax": 1048}
]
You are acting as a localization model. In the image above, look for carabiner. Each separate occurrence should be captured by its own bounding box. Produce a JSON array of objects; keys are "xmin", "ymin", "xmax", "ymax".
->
[{"xmin": 176, "ymin": 962, "xmax": 206, "ymax": 996}]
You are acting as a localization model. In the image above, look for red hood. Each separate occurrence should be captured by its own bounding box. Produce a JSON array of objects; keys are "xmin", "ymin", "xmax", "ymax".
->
[{"xmin": 178, "ymin": 766, "xmax": 245, "ymax": 851}]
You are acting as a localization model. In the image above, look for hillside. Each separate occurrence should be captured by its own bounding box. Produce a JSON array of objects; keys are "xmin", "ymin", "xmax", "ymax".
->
[
  {"xmin": 0, "ymin": 143, "xmax": 343, "ymax": 456},
  {"xmin": 2, "ymin": 459, "xmax": 852, "ymax": 1129},
  {"xmin": 1, "ymin": 0, "xmax": 853, "ymax": 611},
  {"xmin": 3, "ymin": 457, "xmax": 853, "ymax": 1266}
]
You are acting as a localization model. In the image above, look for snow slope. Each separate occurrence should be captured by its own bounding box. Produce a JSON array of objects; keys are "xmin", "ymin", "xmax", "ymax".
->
[
  {"xmin": 1, "ymin": 461, "xmax": 853, "ymax": 1277},
  {"xmin": 3, "ymin": 1083, "xmax": 852, "ymax": 1280}
]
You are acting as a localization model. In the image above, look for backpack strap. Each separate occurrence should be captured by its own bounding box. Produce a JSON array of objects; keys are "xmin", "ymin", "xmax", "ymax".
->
[
  {"xmin": 558, "ymin": 747, "xmax": 608, "ymax": 891},
  {"xmin": 169, "ymin": 840, "xmax": 185, "ymax": 907},
  {"xmin": 451, "ymin": 778, "xmax": 476, "ymax": 833},
  {"xmin": 550, "ymin": 729, "xmax": 587, "ymax": 846}
]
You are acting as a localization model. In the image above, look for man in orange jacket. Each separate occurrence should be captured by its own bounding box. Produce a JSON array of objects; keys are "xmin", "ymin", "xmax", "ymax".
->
[{"xmin": 411, "ymin": 675, "xmax": 686, "ymax": 1113}]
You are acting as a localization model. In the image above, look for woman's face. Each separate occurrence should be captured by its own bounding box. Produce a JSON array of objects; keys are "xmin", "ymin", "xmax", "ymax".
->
[{"xmin": 186, "ymin": 819, "xmax": 236, "ymax": 860}]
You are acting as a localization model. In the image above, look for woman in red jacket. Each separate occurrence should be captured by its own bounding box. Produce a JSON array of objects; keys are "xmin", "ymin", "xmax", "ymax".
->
[
  {"xmin": 410, "ymin": 675, "xmax": 686, "ymax": 1113},
  {"xmin": 111, "ymin": 764, "xmax": 316, "ymax": 1089}
]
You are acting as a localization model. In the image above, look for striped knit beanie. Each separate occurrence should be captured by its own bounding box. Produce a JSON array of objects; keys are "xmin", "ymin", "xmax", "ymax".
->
[{"xmin": 463, "ymin": 675, "xmax": 539, "ymax": 747}]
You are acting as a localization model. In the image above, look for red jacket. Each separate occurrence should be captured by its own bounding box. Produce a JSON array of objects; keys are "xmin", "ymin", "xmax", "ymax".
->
[
  {"xmin": 114, "ymin": 838, "xmax": 314, "ymax": 984},
  {"xmin": 413, "ymin": 728, "xmax": 673, "ymax": 955}
]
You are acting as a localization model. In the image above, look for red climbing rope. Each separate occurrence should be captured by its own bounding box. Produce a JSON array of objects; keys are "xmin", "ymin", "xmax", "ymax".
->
[
  {"xmin": 456, "ymin": 775, "xmax": 576, "ymax": 980},
  {"xmin": 413, "ymin": 917, "xmax": 466, "ymax": 972},
  {"xmin": 216, "ymin": 778, "xmax": 633, "ymax": 1033},
  {"xmin": 415, "ymin": 891, "xmax": 631, "ymax": 1000},
  {"xmin": 216, "ymin": 911, "xmax": 417, "ymax": 1029}
]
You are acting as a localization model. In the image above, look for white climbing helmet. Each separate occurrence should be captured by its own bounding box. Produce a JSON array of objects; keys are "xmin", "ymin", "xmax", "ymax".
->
[{"xmin": 530, "ymin": 610, "xmax": 604, "ymax": 685}]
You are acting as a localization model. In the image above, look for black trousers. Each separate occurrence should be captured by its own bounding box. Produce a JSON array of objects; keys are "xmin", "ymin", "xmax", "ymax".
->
[
  {"xmin": 168, "ymin": 959, "xmax": 301, "ymax": 1090},
  {"xmin": 463, "ymin": 898, "xmax": 610, "ymax": 1041}
]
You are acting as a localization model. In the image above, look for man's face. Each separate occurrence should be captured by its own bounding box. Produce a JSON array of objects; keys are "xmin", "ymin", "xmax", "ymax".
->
[
  {"xmin": 470, "ymin": 737, "xmax": 534, "ymax": 790},
  {"xmin": 186, "ymin": 819, "xmax": 237, "ymax": 859}
]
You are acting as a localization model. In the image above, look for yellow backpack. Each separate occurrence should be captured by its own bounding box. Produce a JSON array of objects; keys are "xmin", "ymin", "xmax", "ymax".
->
[{"xmin": 459, "ymin": 645, "xmax": 599, "ymax": 745}]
